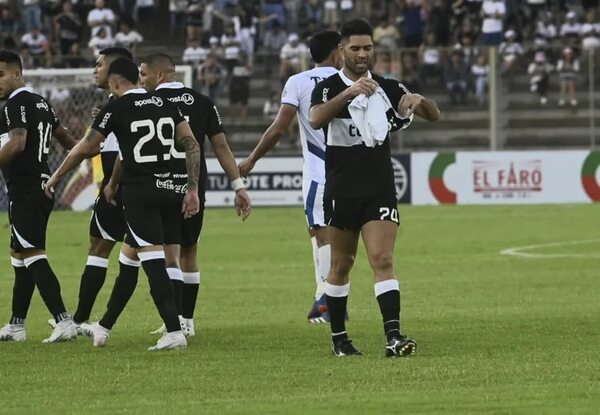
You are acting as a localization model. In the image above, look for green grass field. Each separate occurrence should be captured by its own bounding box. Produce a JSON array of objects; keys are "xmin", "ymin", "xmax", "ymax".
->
[{"xmin": 0, "ymin": 204, "xmax": 599, "ymax": 414}]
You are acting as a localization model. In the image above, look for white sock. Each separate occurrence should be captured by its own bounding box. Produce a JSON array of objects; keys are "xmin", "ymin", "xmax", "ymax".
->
[
  {"xmin": 316, "ymin": 244, "xmax": 330, "ymax": 300},
  {"xmin": 310, "ymin": 236, "xmax": 320, "ymax": 298}
]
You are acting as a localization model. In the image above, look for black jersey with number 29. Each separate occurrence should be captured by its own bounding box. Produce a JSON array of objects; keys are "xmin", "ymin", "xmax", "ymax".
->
[
  {"xmin": 0, "ymin": 87, "xmax": 60, "ymax": 198},
  {"xmin": 91, "ymin": 88, "xmax": 186, "ymax": 184}
]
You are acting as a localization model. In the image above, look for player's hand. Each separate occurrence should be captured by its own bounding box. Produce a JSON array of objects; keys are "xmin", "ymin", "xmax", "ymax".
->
[
  {"xmin": 44, "ymin": 175, "xmax": 58, "ymax": 199},
  {"xmin": 345, "ymin": 77, "xmax": 378, "ymax": 99},
  {"xmin": 398, "ymin": 93, "xmax": 424, "ymax": 118},
  {"xmin": 182, "ymin": 189, "xmax": 200, "ymax": 219},
  {"xmin": 234, "ymin": 188, "xmax": 252, "ymax": 221},
  {"xmin": 238, "ymin": 158, "xmax": 255, "ymax": 178},
  {"xmin": 103, "ymin": 181, "xmax": 118, "ymax": 205}
]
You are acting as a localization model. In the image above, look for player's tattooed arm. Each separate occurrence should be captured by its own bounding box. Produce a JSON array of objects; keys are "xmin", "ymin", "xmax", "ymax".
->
[
  {"xmin": 0, "ymin": 128, "xmax": 27, "ymax": 166},
  {"xmin": 53, "ymin": 125, "xmax": 79, "ymax": 151},
  {"xmin": 175, "ymin": 121, "xmax": 201, "ymax": 190}
]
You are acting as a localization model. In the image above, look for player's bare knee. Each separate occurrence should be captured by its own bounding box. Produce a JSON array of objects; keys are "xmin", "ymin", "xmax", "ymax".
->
[
  {"xmin": 369, "ymin": 251, "xmax": 394, "ymax": 273},
  {"xmin": 88, "ymin": 238, "xmax": 114, "ymax": 258},
  {"xmin": 331, "ymin": 255, "xmax": 355, "ymax": 277}
]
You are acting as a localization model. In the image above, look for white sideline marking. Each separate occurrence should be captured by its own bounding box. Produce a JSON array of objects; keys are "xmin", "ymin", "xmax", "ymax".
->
[{"xmin": 500, "ymin": 239, "xmax": 600, "ymax": 258}]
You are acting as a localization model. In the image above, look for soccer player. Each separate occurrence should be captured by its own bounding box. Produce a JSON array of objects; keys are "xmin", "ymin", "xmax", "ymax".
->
[
  {"xmin": 309, "ymin": 19, "xmax": 440, "ymax": 357},
  {"xmin": 67, "ymin": 47, "xmax": 135, "ymax": 330},
  {"xmin": 238, "ymin": 31, "xmax": 342, "ymax": 324},
  {"xmin": 45, "ymin": 58, "xmax": 201, "ymax": 351},
  {"xmin": 94, "ymin": 52, "xmax": 252, "ymax": 337},
  {"xmin": 0, "ymin": 50, "xmax": 79, "ymax": 343}
]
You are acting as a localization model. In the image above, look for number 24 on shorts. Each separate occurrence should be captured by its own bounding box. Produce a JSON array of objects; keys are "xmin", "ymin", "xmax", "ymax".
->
[{"xmin": 379, "ymin": 207, "xmax": 399, "ymax": 224}]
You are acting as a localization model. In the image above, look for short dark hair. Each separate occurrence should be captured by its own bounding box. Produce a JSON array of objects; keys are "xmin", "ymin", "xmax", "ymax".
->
[
  {"xmin": 99, "ymin": 47, "xmax": 133, "ymax": 60},
  {"xmin": 340, "ymin": 19, "xmax": 373, "ymax": 39},
  {"xmin": 108, "ymin": 58, "xmax": 139, "ymax": 84},
  {"xmin": 142, "ymin": 53, "xmax": 175, "ymax": 69},
  {"xmin": 309, "ymin": 31, "xmax": 341, "ymax": 63},
  {"xmin": 0, "ymin": 50, "xmax": 22, "ymax": 70}
]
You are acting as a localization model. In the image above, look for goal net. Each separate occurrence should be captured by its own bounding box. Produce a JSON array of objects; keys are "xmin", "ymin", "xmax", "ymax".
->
[{"xmin": 0, "ymin": 66, "xmax": 193, "ymax": 211}]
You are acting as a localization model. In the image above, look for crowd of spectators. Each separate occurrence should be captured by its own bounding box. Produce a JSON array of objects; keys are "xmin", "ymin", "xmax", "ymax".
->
[{"xmin": 1, "ymin": 0, "xmax": 599, "ymax": 109}]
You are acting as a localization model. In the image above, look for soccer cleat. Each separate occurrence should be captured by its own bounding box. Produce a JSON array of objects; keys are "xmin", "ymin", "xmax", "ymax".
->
[
  {"xmin": 148, "ymin": 330, "xmax": 187, "ymax": 351},
  {"xmin": 385, "ymin": 335, "xmax": 417, "ymax": 357},
  {"xmin": 47, "ymin": 318, "xmax": 56, "ymax": 328},
  {"xmin": 307, "ymin": 295, "xmax": 329, "ymax": 324},
  {"xmin": 42, "ymin": 318, "xmax": 78, "ymax": 343},
  {"xmin": 150, "ymin": 316, "xmax": 187, "ymax": 335},
  {"xmin": 0, "ymin": 323, "xmax": 26, "ymax": 342},
  {"xmin": 49, "ymin": 318, "xmax": 84, "ymax": 335},
  {"xmin": 182, "ymin": 318, "xmax": 195, "ymax": 337},
  {"xmin": 331, "ymin": 338, "xmax": 363, "ymax": 357},
  {"xmin": 80, "ymin": 322, "xmax": 110, "ymax": 347}
]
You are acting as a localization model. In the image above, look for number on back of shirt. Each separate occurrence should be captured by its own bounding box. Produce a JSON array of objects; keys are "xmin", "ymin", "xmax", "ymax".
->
[
  {"xmin": 37, "ymin": 121, "xmax": 51, "ymax": 162},
  {"xmin": 131, "ymin": 118, "xmax": 175, "ymax": 163},
  {"xmin": 379, "ymin": 207, "xmax": 399, "ymax": 223}
]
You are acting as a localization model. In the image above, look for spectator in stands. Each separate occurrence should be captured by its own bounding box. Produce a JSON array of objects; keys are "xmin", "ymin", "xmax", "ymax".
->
[
  {"xmin": 471, "ymin": 53, "xmax": 489, "ymax": 107},
  {"xmin": 207, "ymin": 35, "xmax": 224, "ymax": 60},
  {"xmin": 279, "ymin": 32, "xmax": 309, "ymax": 85},
  {"xmin": 557, "ymin": 46, "xmax": 579, "ymax": 107},
  {"xmin": 581, "ymin": 9, "xmax": 600, "ymax": 51},
  {"xmin": 135, "ymin": 0, "xmax": 155, "ymax": 39},
  {"xmin": 373, "ymin": 15, "xmax": 401, "ymax": 50},
  {"xmin": 300, "ymin": 19, "xmax": 320, "ymax": 42},
  {"xmin": 21, "ymin": 27, "xmax": 52, "ymax": 67},
  {"xmin": 456, "ymin": 15, "xmax": 480, "ymax": 44},
  {"xmin": 186, "ymin": 0, "xmax": 204, "ymax": 42},
  {"xmin": 339, "ymin": 0, "xmax": 354, "ymax": 24},
  {"xmin": 197, "ymin": 52, "xmax": 226, "ymax": 103},
  {"xmin": 88, "ymin": 27, "xmax": 115, "ymax": 58},
  {"xmin": 223, "ymin": 35, "xmax": 242, "ymax": 76},
  {"xmin": 419, "ymin": 32, "xmax": 442, "ymax": 86},
  {"xmin": 263, "ymin": 0, "xmax": 286, "ymax": 28},
  {"xmin": 182, "ymin": 37, "xmax": 208, "ymax": 69},
  {"xmin": 499, "ymin": 29, "xmax": 523, "ymax": 79},
  {"xmin": 54, "ymin": 1, "xmax": 82, "ymax": 66},
  {"xmin": 87, "ymin": 0, "xmax": 115, "ymax": 38},
  {"xmin": 428, "ymin": 0, "xmax": 452, "ymax": 46},
  {"xmin": 355, "ymin": 0, "xmax": 372, "ymax": 22},
  {"xmin": 263, "ymin": 89, "xmax": 280, "ymax": 122},
  {"xmin": 458, "ymin": 33, "xmax": 479, "ymax": 67},
  {"xmin": 220, "ymin": 23, "xmax": 239, "ymax": 49},
  {"xmin": 229, "ymin": 51, "xmax": 251, "ymax": 125},
  {"xmin": 400, "ymin": 0, "xmax": 425, "ymax": 47},
  {"xmin": 400, "ymin": 51, "xmax": 421, "ymax": 92},
  {"xmin": 444, "ymin": 49, "xmax": 469, "ymax": 105},
  {"xmin": 0, "ymin": 8, "xmax": 19, "ymax": 47},
  {"xmin": 263, "ymin": 21, "xmax": 287, "ymax": 77},
  {"xmin": 375, "ymin": 51, "xmax": 398, "ymax": 79},
  {"xmin": 528, "ymin": 51, "xmax": 553, "ymax": 106},
  {"xmin": 303, "ymin": 0, "xmax": 323, "ymax": 27},
  {"xmin": 170, "ymin": 0, "xmax": 188, "ymax": 43},
  {"xmin": 20, "ymin": 44, "xmax": 35, "ymax": 69},
  {"xmin": 582, "ymin": 0, "xmax": 599, "ymax": 12},
  {"xmin": 323, "ymin": 0, "xmax": 339, "ymax": 29},
  {"xmin": 526, "ymin": 0, "xmax": 548, "ymax": 23},
  {"xmin": 480, "ymin": 0, "xmax": 506, "ymax": 46},
  {"xmin": 115, "ymin": 18, "xmax": 143, "ymax": 53},
  {"xmin": 22, "ymin": 0, "xmax": 42, "ymax": 33},
  {"xmin": 560, "ymin": 10, "xmax": 582, "ymax": 47},
  {"xmin": 534, "ymin": 11, "xmax": 557, "ymax": 50}
]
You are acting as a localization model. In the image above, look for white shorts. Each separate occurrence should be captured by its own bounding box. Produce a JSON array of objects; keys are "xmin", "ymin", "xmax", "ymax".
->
[{"xmin": 302, "ymin": 179, "xmax": 325, "ymax": 228}]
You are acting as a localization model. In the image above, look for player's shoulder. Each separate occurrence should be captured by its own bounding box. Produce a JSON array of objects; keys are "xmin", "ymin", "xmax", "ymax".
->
[{"xmin": 373, "ymin": 73, "xmax": 411, "ymax": 94}]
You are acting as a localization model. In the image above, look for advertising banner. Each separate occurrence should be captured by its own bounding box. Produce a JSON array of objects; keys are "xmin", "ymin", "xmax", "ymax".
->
[{"xmin": 412, "ymin": 150, "xmax": 600, "ymax": 205}]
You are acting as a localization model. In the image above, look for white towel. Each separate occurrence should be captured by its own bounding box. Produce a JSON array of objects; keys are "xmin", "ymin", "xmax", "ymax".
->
[{"xmin": 348, "ymin": 87, "xmax": 393, "ymax": 147}]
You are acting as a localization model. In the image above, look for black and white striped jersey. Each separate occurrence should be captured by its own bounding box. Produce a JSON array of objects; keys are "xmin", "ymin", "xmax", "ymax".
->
[{"xmin": 311, "ymin": 70, "xmax": 411, "ymax": 199}]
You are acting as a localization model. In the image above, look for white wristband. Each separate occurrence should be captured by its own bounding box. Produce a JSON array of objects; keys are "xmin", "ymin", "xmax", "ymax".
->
[{"xmin": 231, "ymin": 178, "xmax": 245, "ymax": 191}]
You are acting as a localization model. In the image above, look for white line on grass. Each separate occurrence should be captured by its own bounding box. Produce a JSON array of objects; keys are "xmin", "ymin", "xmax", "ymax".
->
[{"xmin": 500, "ymin": 239, "xmax": 600, "ymax": 258}]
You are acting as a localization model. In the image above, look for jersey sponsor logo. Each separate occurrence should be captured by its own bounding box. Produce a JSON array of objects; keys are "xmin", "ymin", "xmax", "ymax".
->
[
  {"xmin": 20, "ymin": 106, "xmax": 26, "ymax": 123},
  {"xmin": 98, "ymin": 112, "xmax": 112, "ymax": 129},
  {"xmin": 322, "ymin": 88, "xmax": 329, "ymax": 102},
  {"xmin": 155, "ymin": 178, "xmax": 188, "ymax": 194},
  {"xmin": 167, "ymin": 93, "xmax": 195, "ymax": 105},
  {"xmin": 134, "ymin": 96, "xmax": 163, "ymax": 107},
  {"xmin": 36, "ymin": 101, "xmax": 49, "ymax": 111},
  {"xmin": 4, "ymin": 107, "xmax": 9, "ymax": 126},
  {"xmin": 391, "ymin": 157, "xmax": 408, "ymax": 202}
]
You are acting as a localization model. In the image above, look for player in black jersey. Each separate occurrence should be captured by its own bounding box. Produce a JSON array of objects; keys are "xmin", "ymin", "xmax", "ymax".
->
[
  {"xmin": 0, "ymin": 50, "xmax": 79, "ymax": 343},
  {"xmin": 95, "ymin": 53, "xmax": 252, "ymax": 337},
  {"xmin": 59, "ymin": 47, "xmax": 137, "ymax": 332},
  {"xmin": 46, "ymin": 58, "xmax": 201, "ymax": 351},
  {"xmin": 309, "ymin": 20, "xmax": 440, "ymax": 357}
]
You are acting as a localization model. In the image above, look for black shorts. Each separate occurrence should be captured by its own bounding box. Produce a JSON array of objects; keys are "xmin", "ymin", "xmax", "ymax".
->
[
  {"xmin": 122, "ymin": 182, "xmax": 181, "ymax": 248},
  {"xmin": 8, "ymin": 192, "xmax": 54, "ymax": 251},
  {"xmin": 174, "ymin": 185, "xmax": 205, "ymax": 248},
  {"xmin": 324, "ymin": 194, "xmax": 400, "ymax": 231},
  {"xmin": 89, "ymin": 195, "xmax": 126, "ymax": 242},
  {"xmin": 229, "ymin": 76, "xmax": 249, "ymax": 104}
]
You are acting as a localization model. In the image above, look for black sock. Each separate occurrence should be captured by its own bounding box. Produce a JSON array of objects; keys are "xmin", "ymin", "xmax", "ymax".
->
[
  {"xmin": 10, "ymin": 259, "xmax": 35, "ymax": 324},
  {"xmin": 25, "ymin": 255, "xmax": 67, "ymax": 322},
  {"xmin": 99, "ymin": 260, "xmax": 139, "ymax": 330},
  {"xmin": 375, "ymin": 280, "xmax": 401, "ymax": 342},
  {"xmin": 326, "ymin": 282, "xmax": 349, "ymax": 343},
  {"xmin": 73, "ymin": 257, "xmax": 109, "ymax": 324},
  {"xmin": 140, "ymin": 256, "xmax": 180, "ymax": 332},
  {"xmin": 166, "ymin": 267, "xmax": 184, "ymax": 316},
  {"xmin": 182, "ymin": 272, "xmax": 200, "ymax": 319}
]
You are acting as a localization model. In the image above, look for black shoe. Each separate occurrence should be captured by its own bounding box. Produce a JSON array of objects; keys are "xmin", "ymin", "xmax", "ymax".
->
[
  {"xmin": 332, "ymin": 338, "xmax": 363, "ymax": 357},
  {"xmin": 385, "ymin": 335, "xmax": 416, "ymax": 357}
]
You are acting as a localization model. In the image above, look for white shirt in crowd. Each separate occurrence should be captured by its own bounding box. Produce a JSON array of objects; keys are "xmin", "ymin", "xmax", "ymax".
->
[
  {"xmin": 115, "ymin": 30, "xmax": 143, "ymax": 50},
  {"xmin": 21, "ymin": 32, "xmax": 48, "ymax": 55},
  {"xmin": 182, "ymin": 46, "xmax": 208, "ymax": 67},
  {"xmin": 560, "ymin": 22, "xmax": 581, "ymax": 38},
  {"xmin": 89, "ymin": 34, "xmax": 115, "ymax": 58},
  {"xmin": 481, "ymin": 1, "xmax": 506, "ymax": 34},
  {"xmin": 280, "ymin": 42, "xmax": 309, "ymax": 65},
  {"xmin": 87, "ymin": 7, "xmax": 115, "ymax": 37}
]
